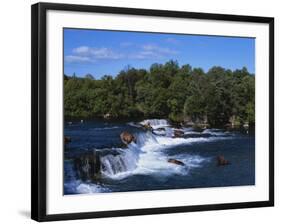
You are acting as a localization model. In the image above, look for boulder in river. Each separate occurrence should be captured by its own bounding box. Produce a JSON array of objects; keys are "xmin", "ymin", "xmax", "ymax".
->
[
  {"xmin": 64, "ymin": 136, "xmax": 71, "ymax": 144},
  {"xmin": 168, "ymin": 158, "xmax": 185, "ymax": 166},
  {"xmin": 152, "ymin": 127, "xmax": 166, "ymax": 136},
  {"xmin": 74, "ymin": 150, "xmax": 101, "ymax": 181},
  {"xmin": 142, "ymin": 122, "xmax": 153, "ymax": 131},
  {"xmin": 217, "ymin": 155, "xmax": 230, "ymax": 166},
  {"xmin": 120, "ymin": 131, "xmax": 136, "ymax": 145},
  {"xmin": 173, "ymin": 129, "xmax": 184, "ymax": 138}
]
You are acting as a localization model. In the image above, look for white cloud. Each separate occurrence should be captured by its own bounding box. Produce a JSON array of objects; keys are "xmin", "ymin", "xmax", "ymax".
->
[
  {"xmin": 65, "ymin": 43, "xmax": 179, "ymax": 63},
  {"xmin": 165, "ymin": 37, "xmax": 180, "ymax": 45},
  {"xmin": 142, "ymin": 44, "xmax": 178, "ymax": 54},
  {"xmin": 131, "ymin": 44, "xmax": 179, "ymax": 59},
  {"xmin": 72, "ymin": 46, "xmax": 91, "ymax": 55},
  {"xmin": 89, "ymin": 47, "xmax": 123, "ymax": 59},
  {"xmin": 131, "ymin": 51, "xmax": 156, "ymax": 59},
  {"xmin": 65, "ymin": 46, "xmax": 124, "ymax": 63},
  {"xmin": 65, "ymin": 55, "xmax": 94, "ymax": 63}
]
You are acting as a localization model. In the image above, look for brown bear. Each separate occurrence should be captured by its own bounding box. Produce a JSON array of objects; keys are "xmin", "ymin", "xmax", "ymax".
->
[
  {"xmin": 120, "ymin": 131, "xmax": 136, "ymax": 145},
  {"xmin": 217, "ymin": 155, "xmax": 230, "ymax": 166}
]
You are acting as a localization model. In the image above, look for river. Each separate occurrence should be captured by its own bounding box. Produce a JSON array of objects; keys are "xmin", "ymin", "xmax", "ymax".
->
[{"xmin": 64, "ymin": 119, "xmax": 255, "ymax": 194}]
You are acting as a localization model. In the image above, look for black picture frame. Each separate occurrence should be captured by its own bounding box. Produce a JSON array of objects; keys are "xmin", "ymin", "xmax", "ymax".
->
[{"xmin": 31, "ymin": 2, "xmax": 274, "ymax": 222}]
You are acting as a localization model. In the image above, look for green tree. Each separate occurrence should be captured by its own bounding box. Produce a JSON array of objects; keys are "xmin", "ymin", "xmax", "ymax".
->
[{"xmin": 63, "ymin": 62, "xmax": 255, "ymax": 127}]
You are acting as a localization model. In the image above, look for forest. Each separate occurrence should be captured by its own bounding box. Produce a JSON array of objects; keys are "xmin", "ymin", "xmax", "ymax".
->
[{"xmin": 64, "ymin": 60, "xmax": 255, "ymax": 127}]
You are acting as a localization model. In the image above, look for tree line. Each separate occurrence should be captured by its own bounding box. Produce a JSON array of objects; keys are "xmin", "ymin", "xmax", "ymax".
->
[{"xmin": 64, "ymin": 60, "xmax": 255, "ymax": 127}]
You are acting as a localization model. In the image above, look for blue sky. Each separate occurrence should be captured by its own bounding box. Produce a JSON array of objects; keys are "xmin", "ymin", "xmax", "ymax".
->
[{"xmin": 64, "ymin": 28, "xmax": 255, "ymax": 79}]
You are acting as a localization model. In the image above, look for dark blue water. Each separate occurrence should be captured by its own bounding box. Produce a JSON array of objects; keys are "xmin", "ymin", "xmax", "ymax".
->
[{"xmin": 64, "ymin": 119, "xmax": 255, "ymax": 194}]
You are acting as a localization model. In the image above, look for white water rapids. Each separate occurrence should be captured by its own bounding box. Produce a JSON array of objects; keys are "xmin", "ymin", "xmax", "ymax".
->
[
  {"xmin": 65, "ymin": 119, "xmax": 234, "ymax": 194},
  {"xmin": 100, "ymin": 120, "xmax": 232, "ymax": 179}
]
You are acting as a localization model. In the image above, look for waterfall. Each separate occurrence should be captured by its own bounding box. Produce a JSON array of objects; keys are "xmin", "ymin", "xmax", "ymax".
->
[
  {"xmin": 73, "ymin": 151, "xmax": 101, "ymax": 181},
  {"xmin": 139, "ymin": 119, "xmax": 170, "ymax": 129},
  {"xmin": 72, "ymin": 126, "xmax": 230, "ymax": 181},
  {"xmin": 100, "ymin": 132, "xmax": 159, "ymax": 177},
  {"xmin": 135, "ymin": 132, "xmax": 158, "ymax": 147},
  {"xmin": 100, "ymin": 146, "xmax": 140, "ymax": 177}
]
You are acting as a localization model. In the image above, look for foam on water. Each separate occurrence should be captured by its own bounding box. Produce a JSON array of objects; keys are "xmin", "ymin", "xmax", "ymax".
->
[
  {"xmin": 100, "ymin": 146, "xmax": 140, "ymax": 177},
  {"xmin": 64, "ymin": 119, "xmax": 251, "ymax": 194},
  {"xmin": 139, "ymin": 119, "xmax": 170, "ymax": 129},
  {"xmin": 67, "ymin": 120, "xmax": 233, "ymax": 189},
  {"xmin": 182, "ymin": 127, "xmax": 201, "ymax": 135},
  {"xmin": 202, "ymin": 128, "xmax": 233, "ymax": 136},
  {"xmin": 127, "ymin": 122, "xmax": 142, "ymax": 128},
  {"xmin": 76, "ymin": 182, "xmax": 109, "ymax": 194},
  {"xmin": 99, "ymin": 131, "xmax": 227, "ymax": 180},
  {"xmin": 64, "ymin": 180, "xmax": 110, "ymax": 194},
  {"xmin": 64, "ymin": 163, "xmax": 110, "ymax": 194}
]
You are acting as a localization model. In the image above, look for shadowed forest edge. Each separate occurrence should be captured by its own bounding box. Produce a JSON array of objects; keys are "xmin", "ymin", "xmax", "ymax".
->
[{"xmin": 64, "ymin": 60, "xmax": 255, "ymax": 128}]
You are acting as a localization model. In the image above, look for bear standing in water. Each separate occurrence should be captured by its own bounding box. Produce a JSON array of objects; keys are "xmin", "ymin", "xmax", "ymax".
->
[
  {"xmin": 120, "ymin": 131, "xmax": 136, "ymax": 145},
  {"xmin": 217, "ymin": 155, "xmax": 230, "ymax": 166}
]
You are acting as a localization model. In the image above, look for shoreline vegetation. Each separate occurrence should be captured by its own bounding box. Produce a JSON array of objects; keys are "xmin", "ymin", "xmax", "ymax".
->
[{"xmin": 64, "ymin": 60, "xmax": 255, "ymax": 129}]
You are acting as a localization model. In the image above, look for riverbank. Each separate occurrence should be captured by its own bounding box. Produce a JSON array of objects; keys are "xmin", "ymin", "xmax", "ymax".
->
[{"xmin": 65, "ymin": 116, "xmax": 254, "ymax": 133}]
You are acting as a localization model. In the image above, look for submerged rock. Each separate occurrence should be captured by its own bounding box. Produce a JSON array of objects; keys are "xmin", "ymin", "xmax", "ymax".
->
[
  {"xmin": 120, "ymin": 131, "xmax": 136, "ymax": 145},
  {"xmin": 173, "ymin": 129, "xmax": 184, "ymax": 138},
  {"xmin": 217, "ymin": 155, "xmax": 230, "ymax": 166},
  {"xmin": 155, "ymin": 127, "xmax": 166, "ymax": 131},
  {"xmin": 168, "ymin": 159, "xmax": 185, "ymax": 166},
  {"xmin": 142, "ymin": 122, "xmax": 153, "ymax": 131},
  {"xmin": 74, "ymin": 151, "xmax": 101, "ymax": 181},
  {"xmin": 64, "ymin": 136, "xmax": 71, "ymax": 144},
  {"xmin": 152, "ymin": 127, "xmax": 166, "ymax": 136}
]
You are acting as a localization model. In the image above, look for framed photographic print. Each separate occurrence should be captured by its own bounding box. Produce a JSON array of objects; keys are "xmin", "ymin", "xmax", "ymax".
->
[{"xmin": 31, "ymin": 2, "xmax": 274, "ymax": 222}]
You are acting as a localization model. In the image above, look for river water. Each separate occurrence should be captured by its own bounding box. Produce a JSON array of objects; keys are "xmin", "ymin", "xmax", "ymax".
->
[{"xmin": 64, "ymin": 119, "xmax": 255, "ymax": 194}]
